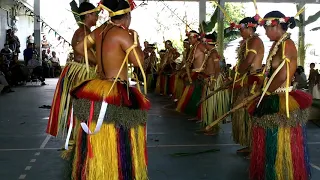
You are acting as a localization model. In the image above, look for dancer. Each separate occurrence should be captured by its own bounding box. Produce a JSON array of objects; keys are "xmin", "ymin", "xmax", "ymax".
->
[
  {"xmin": 46, "ymin": 2, "xmax": 98, "ymax": 140},
  {"xmin": 70, "ymin": 0, "xmax": 149, "ymax": 179},
  {"xmin": 230, "ymin": 16, "xmax": 264, "ymax": 154},
  {"xmin": 201, "ymin": 32, "xmax": 230, "ymax": 135},
  {"xmin": 249, "ymin": 10, "xmax": 312, "ymax": 180}
]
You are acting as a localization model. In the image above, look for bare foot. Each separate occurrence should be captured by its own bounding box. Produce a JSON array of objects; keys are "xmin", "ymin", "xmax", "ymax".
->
[{"xmin": 188, "ymin": 117, "xmax": 198, "ymax": 121}]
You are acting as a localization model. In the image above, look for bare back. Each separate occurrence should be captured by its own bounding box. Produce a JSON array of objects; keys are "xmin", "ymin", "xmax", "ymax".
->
[
  {"xmin": 94, "ymin": 24, "xmax": 143, "ymax": 81},
  {"xmin": 72, "ymin": 26, "xmax": 91, "ymax": 62}
]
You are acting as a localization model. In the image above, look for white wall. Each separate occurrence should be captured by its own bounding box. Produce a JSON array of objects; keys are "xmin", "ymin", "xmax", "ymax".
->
[{"xmin": 15, "ymin": 15, "xmax": 34, "ymax": 60}]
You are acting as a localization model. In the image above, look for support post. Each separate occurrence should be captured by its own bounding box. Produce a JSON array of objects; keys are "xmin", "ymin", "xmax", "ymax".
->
[
  {"xmin": 217, "ymin": 0, "xmax": 225, "ymax": 63},
  {"xmin": 34, "ymin": 0, "xmax": 41, "ymax": 59},
  {"xmin": 199, "ymin": 0, "xmax": 206, "ymax": 28}
]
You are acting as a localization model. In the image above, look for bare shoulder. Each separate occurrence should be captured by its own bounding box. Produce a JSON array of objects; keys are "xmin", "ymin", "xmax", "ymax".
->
[
  {"xmin": 250, "ymin": 36, "xmax": 263, "ymax": 45},
  {"xmin": 283, "ymin": 39, "xmax": 297, "ymax": 58},
  {"xmin": 197, "ymin": 43, "xmax": 206, "ymax": 53}
]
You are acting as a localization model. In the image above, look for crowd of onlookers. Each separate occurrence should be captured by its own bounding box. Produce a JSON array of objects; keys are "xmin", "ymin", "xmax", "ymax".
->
[{"xmin": 0, "ymin": 29, "xmax": 62, "ymax": 95}]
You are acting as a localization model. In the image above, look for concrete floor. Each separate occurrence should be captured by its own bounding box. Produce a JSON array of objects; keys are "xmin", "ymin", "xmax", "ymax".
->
[{"xmin": 1, "ymin": 78, "xmax": 320, "ymax": 180}]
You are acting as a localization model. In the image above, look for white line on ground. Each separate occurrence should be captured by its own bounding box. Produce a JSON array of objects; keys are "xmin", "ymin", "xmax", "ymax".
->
[
  {"xmin": 0, "ymin": 148, "xmax": 59, "ymax": 151},
  {"xmin": 40, "ymin": 135, "xmax": 51, "ymax": 149},
  {"xmin": 18, "ymin": 174, "xmax": 26, "ymax": 179},
  {"xmin": 25, "ymin": 166, "xmax": 32, "ymax": 171},
  {"xmin": 34, "ymin": 152, "xmax": 40, "ymax": 156},
  {"xmin": 310, "ymin": 163, "xmax": 320, "ymax": 171},
  {"xmin": 0, "ymin": 141, "xmax": 320, "ymax": 152},
  {"xmin": 30, "ymin": 159, "xmax": 36, "ymax": 163}
]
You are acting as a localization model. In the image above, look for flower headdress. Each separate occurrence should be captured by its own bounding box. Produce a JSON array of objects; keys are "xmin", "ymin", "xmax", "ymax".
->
[
  {"xmin": 76, "ymin": 0, "xmax": 136, "ymax": 18},
  {"xmin": 252, "ymin": 0, "xmax": 305, "ymax": 27}
]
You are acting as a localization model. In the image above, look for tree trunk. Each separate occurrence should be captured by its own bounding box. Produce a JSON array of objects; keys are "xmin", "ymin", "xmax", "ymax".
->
[
  {"xmin": 217, "ymin": 0, "xmax": 225, "ymax": 64},
  {"xmin": 297, "ymin": 3, "xmax": 306, "ymax": 67}
]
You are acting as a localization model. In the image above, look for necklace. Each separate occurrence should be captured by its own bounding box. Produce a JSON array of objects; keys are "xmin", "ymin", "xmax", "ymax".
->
[{"xmin": 265, "ymin": 32, "xmax": 290, "ymax": 75}]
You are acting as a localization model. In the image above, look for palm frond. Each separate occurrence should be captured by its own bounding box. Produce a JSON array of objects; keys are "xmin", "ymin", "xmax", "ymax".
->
[{"xmin": 201, "ymin": 8, "xmax": 218, "ymax": 33}]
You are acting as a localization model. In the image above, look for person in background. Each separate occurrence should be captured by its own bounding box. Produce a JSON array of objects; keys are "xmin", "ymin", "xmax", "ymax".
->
[
  {"xmin": 27, "ymin": 54, "xmax": 46, "ymax": 85},
  {"xmin": 1, "ymin": 43, "xmax": 13, "ymax": 64},
  {"xmin": 23, "ymin": 43, "xmax": 34, "ymax": 66},
  {"xmin": 294, "ymin": 66, "xmax": 308, "ymax": 90},
  {"xmin": 308, "ymin": 63, "xmax": 318, "ymax": 93},
  {"xmin": 49, "ymin": 51, "xmax": 61, "ymax": 77}
]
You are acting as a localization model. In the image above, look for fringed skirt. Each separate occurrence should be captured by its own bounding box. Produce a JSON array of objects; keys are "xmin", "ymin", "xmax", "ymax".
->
[
  {"xmin": 176, "ymin": 72, "xmax": 203, "ymax": 117},
  {"xmin": 46, "ymin": 61, "xmax": 97, "ymax": 138},
  {"xmin": 173, "ymin": 72, "xmax": 185, "ymax": 100},
  {"xmin": 147, "ymin": 73, "xmax": 157, "ymax": 91},
  {"xmin": 202, "ymin": 74, "xmax": 230, "ymax": 131},
  {"xmin": 248, "ymin": 90, "xmax": 312, "ymax": 180},
  {"xmin": 231, "ymin": 74, "xmax": 264, "ymax": 147},
  {"xmin": 70, "ymin": 79, "xmax": 150, "ymax": 180},
  {"xmin": 155, "ymin": 73, "xmax": 169, "ymax": 95}
]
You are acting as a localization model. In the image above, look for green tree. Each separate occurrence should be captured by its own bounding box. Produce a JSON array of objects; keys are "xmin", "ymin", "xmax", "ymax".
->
[
  {"xmin": 202, "ymin": 2, "xmax": 246, "ymax": 43},
  {"xmin": 295, "ymin": 4, "xmax": 320, "ymax": 67}
]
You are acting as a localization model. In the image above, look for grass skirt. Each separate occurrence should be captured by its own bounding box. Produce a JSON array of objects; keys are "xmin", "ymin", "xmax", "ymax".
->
[
  {"xmin": 155, "ymin": 73, "xmax": 169, "ymax": 95},
  {"xmin": 248, "ymin": 90, "xmax": 312, "ymax": 180},
  {"xmin": 202, "ymin": 74, "xmax": 230, "ymax": 132},
  {"xmin": 46, "ymin": 62, "xmax": 97, "ymax": 138},
  {"xmin": 176, "ymin": 72, "xmax": 203, "ymax": 117},
  {"xmin": 70, "ymin": 79, "xmax": 150, "ymax": 180},
  {"xmin": 231, "ymin": 74, "xmax": 264, "ymax": 147},
  {"xmin": 173, "ymin": 73, "xmax": 185, "ymax": 100}
]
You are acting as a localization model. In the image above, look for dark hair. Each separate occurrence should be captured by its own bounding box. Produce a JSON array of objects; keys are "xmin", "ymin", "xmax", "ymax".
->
[
  {"xmin": 205, "ymin": 32, "xmax": 217, "ymax": 42},
  {"xmin": 183, "ymin": 38, "xmax": 189, "ymax": 43},
  {"xmin": 103, "ymin": 0, "xmax": 130, "ymax": 20},
  {"xmin": 79, "ymin": 2, "xmax": 96, "ymax": 21},
  {"xmin": 190, "ymin": 30, "xmax": 199, "ymax": 35},
  {"xmin": 165, "ymin": 40, "xmax": 172, "ymax": 46},
  {"xmin": 239, "ymin": 17, "xmax": 258, "ymax": 32},
  {"xmin": 310, "ymin": 63, "xmax": 315, "ymax": 66},
  {"xmin": 159, "ymin": 49, "xmax": 166, "ymax": 53},
  {"xmin": 263, "ymin": 11, "xmax": 296, "ymax": 31}
]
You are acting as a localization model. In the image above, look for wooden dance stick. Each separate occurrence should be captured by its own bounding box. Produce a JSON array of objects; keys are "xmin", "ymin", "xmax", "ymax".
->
[{"xmin": 205, "ymin": 92, "xmax": 261, "ymax": 131}]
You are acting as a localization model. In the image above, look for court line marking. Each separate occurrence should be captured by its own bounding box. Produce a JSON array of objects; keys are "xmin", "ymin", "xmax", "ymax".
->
[
  {"xmin": 18, "ymin": 174, "xmax": 26, "ymax": 179},
  {"xmin": 25, "ymin": 166, "xmax": 32, "ymax": 171},
  {"xmin": 310, "ymin": 163, "xmax": 320, "ymax": 171},
  {"xmin": 40, "ymin": 135, "xmax": 51, "ymax": 149},
  {"xmin": 30, "ymin": 159, "xmax": 36, "ymax": 163}
]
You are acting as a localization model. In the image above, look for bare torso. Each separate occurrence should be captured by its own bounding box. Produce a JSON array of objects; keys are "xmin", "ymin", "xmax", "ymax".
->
[
  {"xmin": 204, "ymin": 48, "xmax": 220, "ymax": 77},
  {"xmin": 249, "ymin": 36, "xmax": 264, "ymax": 73},
  {"xmin": 192, "ymin": 43, "xmax": 205, "ymax": 69},
  {"xmin": 270, "ymin": 39, "xmax": 297, "ymax": 88}
]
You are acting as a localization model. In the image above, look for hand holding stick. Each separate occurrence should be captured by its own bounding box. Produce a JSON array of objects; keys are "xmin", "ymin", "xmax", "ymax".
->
[{"xmin": 205, "ymin": 92, "xmax": 261, "ymax": 131}]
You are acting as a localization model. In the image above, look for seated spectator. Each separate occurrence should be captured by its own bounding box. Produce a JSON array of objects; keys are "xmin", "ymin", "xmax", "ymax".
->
[
  {"xmin": 1, "ymin": 43, "xmax": 13, "ymax": 64},
  {"xmin": 49, "ymin": 51, "xmax": 61, "ymax": 77},
  {"xmin": 294, "ymin": 66, "xmax": 308, "ymax": 90},
  {"xmin": 28, "ymin": 56, "xmax": 46, "ymax": 85},
  {"xmin": 42, "ymin": 50, "xmax": 52, "ymax": 78},
  {"xmin": 23, "ymin": 43, "xmax": 34, "ymax": 66}
]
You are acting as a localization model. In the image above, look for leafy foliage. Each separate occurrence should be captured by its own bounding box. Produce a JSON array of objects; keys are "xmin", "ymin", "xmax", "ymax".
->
[{"xmin": 201, "ymin": 2, "xmax": 245, "ymax": 43}]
